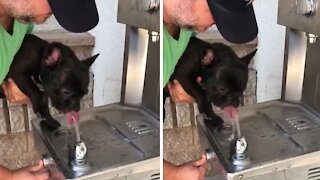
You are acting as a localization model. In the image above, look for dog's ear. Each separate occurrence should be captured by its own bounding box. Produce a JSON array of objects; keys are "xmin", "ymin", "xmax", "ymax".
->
[
  {"xmin": 82, "ymin": 54, "xmax": 99, "ymax": 67},
  {"xmin": 240, "ymin": 49, "xmax": 257, "ymax": 65},
  {"xmin": 201, "ymin": 47, "xmax": 215, "ymax": 65},
  {"xmin": 44, "ymin": 46, "xmax": 62, "ymax": 67}
]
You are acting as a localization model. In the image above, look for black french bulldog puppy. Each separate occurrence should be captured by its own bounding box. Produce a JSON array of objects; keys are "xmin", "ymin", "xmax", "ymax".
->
[
  {"xmin": 169, "ymin": 37, "xmax": 256, "ymax": 127},
  {"xmin": 3, "ymin": 34, "xmax": 99, "ymax": 129}
]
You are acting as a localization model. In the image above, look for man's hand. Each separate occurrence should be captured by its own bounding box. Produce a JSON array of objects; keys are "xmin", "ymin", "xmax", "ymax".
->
[
  {"xmin": 1, "ymin": 78, "xmax": 30, "ymax": 104},
  {"xmin": 164, "ymin": 155, "xmax": 207, "ymax": 180},
  {"xmin": 12, "ymin": 161, "xmax": 49, "ymax": 180},
  {"xmin": 167, "ymin": 80, "xmax": 195, "ymax": 103},
  {"xmin": 176, "ymin": 155, "xmax": 207, "ymax": 180}
]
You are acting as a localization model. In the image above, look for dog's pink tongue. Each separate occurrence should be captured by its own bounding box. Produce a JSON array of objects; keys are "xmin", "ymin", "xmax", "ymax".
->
[
  {"xmin": 223, "ymin": 106, "xmax": 238, "ymax": 120},
  {"xmin": 65, "ymin": 111, "xmax": 79, "ymax": 125}
]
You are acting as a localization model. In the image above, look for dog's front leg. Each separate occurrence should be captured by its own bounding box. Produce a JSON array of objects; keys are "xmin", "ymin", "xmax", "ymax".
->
[
  {"xmin": 11, "ymin": 76, "xmax": 60, "ymax": 129},
  {"xmin": 199, "ymin": 96, "xmax": 224, "ymax": 127}
]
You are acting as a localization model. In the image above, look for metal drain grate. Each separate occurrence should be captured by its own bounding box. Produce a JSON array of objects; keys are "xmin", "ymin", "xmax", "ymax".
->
[
  {"xmin": 126, "ymin": 120, "xmax": 155, "ymax": 135},
  {"xmin": 308, "ymin": 167, "xmax": 320, "ymax": 180},
  {"xmin": 272, "ymin": 114, "xmax": 318, "ymax": 135},
  {"xmin": 286, "ymin": 116, "xmax": 316, "ymax": 132},
  {"xmin": 150, "ymin": 173, "xmax": 160, "ymax": 180}
]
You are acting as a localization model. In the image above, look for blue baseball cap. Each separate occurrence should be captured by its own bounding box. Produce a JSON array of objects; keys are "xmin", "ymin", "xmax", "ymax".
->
[
  {"xmin": 207, "ymin": 0, "xmax": 258, "ymax": 44},
  {"xmin": 48, "ymin": 0, "xmax": 99, "ymax": 33}
]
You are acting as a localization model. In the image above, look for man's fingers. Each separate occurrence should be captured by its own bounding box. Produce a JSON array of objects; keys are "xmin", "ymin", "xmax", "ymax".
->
[
  {"xmin": 35, "ymin": 172, "xmax": 49, "ymax": 180},
  {"xmin": 198, "ymin": 166, "xmax": 206, "ymax": 180},
  {"xmin": 1, "ymin": 81, "xmax": 13, "ymax": 101},
  {"xmin": 3, "ymin": 79, "xmax": 30, "ymax": 104},
  {"xmin": 7, "ymin": 78, "xmax": 15, "ymax": 85},
  {"xmin": 197, "ymin": 156, "xmax": 207, "ymax": 180},
  {"xmin": 167, "ymin": 82, "xmax": 178, "ymax": 102},
  {"xmin": 192, "ymin": 154, "xmax": 207, "ymax": 167},
  {"xmin": 173, "ymin": 79, "xmax": 179, "ymax": 85},
  {"xmin": 1, "ymin": 82, "xmax": 8, "ymax": 96},
  {"xmin": 28, "ymin": 161, "xmax": 44, "ymax": 172},
  {"xmin": 173, "ymin": 80, "xmax": 183, "ymax": 93},
  {"xmin": 7, "ymin": 78, "xmax": 20, "ymax": 94}
]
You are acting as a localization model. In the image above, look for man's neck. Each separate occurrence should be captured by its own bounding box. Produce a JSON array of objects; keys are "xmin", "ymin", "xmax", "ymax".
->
[{"xmin": 0, "ymin": 4, "xmax": 14, "ymax": 32}]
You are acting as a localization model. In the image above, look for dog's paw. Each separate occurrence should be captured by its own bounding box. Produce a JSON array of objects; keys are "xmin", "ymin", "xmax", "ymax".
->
[
  {"xmin": 45, "ymin": 119, "xmax": 61, "ymax": 130},
  {"xmin": 204, "ymin": 115, "xmax": 224, "ymax": 128}
]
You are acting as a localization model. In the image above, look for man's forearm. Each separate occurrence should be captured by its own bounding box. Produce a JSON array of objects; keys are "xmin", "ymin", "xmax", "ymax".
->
[
  {"xmin": 163, "ymin": 160, "xmax": 178, "ymax": 180},
  {"xmin": 0, "ymin": 165, "xmax": 13, "ymax": 180}
]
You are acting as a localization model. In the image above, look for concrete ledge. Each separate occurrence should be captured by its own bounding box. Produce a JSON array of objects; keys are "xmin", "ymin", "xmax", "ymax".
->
[
  {"xmin": 33, "ymin": 30, "xmax": 95, "ymax": 47},
  {"xmin": 197, "ymin": 30, "xmax": 258, "ymax": 46}
]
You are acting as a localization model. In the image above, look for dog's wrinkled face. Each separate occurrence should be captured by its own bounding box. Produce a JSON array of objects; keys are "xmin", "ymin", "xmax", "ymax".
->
[
  {"xmin": 200, "ymin": 43, "xmax": 256, "ymax": 108},
  {"xmin": 40, "ymin": 42, "xmax": 98, "ymax": 113}
]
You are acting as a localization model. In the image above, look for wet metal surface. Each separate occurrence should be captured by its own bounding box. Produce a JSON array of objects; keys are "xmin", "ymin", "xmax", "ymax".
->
[
  {"xmin": 198, "ymin": 100, "xmax": 320, "ymax": 173},
  {"xmin": 32, "ymin": 104, "xmax": 159, "ymax": 179}
]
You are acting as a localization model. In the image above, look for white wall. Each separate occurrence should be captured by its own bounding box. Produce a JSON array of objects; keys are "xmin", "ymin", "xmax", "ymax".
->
[
  {"xmin": 35, "ymin": 0, "xmax": 126, "ymax": 107},
  {"xmin": 253, "ymin": 0, "xmax": 286, "ymax": 102},
  {"xmin": 89, "ymin": 0, "xmax": 126, "ymax": 106}
]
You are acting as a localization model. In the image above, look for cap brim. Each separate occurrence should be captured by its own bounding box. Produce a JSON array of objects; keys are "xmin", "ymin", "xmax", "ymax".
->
[
  {"xmin": 48, "ymin": 0, "xmax": 99, "ymax": 33},
  {"xmin": 207, "ymin": 1, "xmax": 258, "ymax": 44}
]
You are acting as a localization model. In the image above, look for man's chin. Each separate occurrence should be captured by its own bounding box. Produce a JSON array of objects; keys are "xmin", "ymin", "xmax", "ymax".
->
[{"xmin": 16, "ymin": 15, "xmax": 50, "ymax": 24}]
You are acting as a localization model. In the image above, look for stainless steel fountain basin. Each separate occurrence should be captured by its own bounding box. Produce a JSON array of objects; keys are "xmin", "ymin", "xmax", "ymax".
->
[
  {"xmin": 32, "ymin": 104, "xmax": 160, "ymax": 179},
  {"xmin": 198, "ymin": 100, "xmax": 320, "ymax": 175}
]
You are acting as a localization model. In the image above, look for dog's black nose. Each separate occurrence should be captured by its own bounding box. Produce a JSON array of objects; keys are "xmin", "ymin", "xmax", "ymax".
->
[{"xmin": 227, "ymin": 96, "xmax": 233, "ymax": 102}]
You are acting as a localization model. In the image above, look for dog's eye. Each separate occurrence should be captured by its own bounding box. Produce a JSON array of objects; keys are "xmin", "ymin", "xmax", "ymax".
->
[
  {"xmin": 62, "ymin": 89, "xmax": 71, "ymax": 95},
  {"xmin": 217, "ymin": 86, "xmax": 228, "ymax": 93}
]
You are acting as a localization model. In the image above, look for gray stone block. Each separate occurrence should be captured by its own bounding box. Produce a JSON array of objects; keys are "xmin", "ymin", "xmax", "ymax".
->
[
  {"xmin": 163, "ymin": 145, "xmax": 203, "ymax": 166},
  {"xmin": 244, "ymin": 69, "xmax": 257, "ymax": 97},
  {"xmin": 176, "ymin": 103, "xmax": 192, "ymax": 127},
  {"xmin": 9, "ymin": 106, "xmax": 25, "ymax": 133},
  {"xmin": 0, "ymin": 109, "xmax": 7, "ymax": 135},
  {"xmin": 87, "ymin": 72, "xmax": 94, "ymax": 97},
  {"xmin": 7, "ymin": 101, "xmax": 23, "ymax": 108},
  {"xmin": 0, "ymin": 150, "xmax": 40, "ymax": 170},
  {"xmin": 244, "ymin": 94, "xmax": 257, "ymax": 106},
  {"xmin": 163, "ymin": 127, "xmax": 194, "ymax": 152},
  {"xmin": 164, "ymin": 97, "xmax": 174, "ymax": 129},
  {"xmin": 192, "ymin": 126, "xmax": 201, "ymax": 146},
  {"xmin": 0, "ymin": 132, "xmax": 28, "ymax": 156},
  {"xmin": 27, "ymin": 105, "xmax": 37, "ymax": 131},
  {"xmin": 81, "ymin": 98, "xmax": 93, "ymax": 109},
  {"xmin": 193, "ymin": 103, "xmax": 200, "ymax": 125},
  {"xmin": 26, "ymin": 132, "xmax": 36, "ymax": 152}
]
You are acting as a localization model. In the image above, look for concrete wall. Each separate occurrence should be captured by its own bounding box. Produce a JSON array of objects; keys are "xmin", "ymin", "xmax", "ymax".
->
[
  {"xmin": 36, "ymin": 0, "xmax": 126, "ymax": 107},
  {"xmin": 253, "ymin": 0, "xmax": 286, "ymax": 102},
  {"xmin": 89, "ymin": 0, "xmax": 126, "ymax": 106}
]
